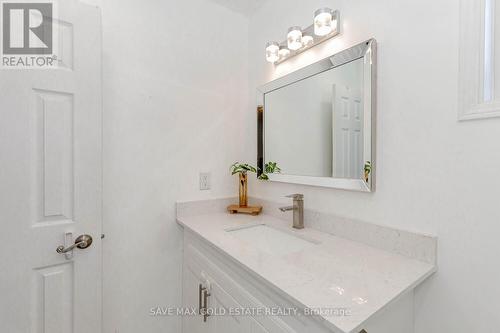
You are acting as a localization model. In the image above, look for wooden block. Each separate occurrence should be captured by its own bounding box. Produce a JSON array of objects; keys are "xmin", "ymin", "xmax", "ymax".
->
[{"xmin": 227, "ymin": 205, "xmax": 262, "ymax": 216}]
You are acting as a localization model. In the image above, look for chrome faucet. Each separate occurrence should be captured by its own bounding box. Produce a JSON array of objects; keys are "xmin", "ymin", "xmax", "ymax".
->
[{"xmin": 279, "ymin": 194, "xmax": 304, "ymax": 229}]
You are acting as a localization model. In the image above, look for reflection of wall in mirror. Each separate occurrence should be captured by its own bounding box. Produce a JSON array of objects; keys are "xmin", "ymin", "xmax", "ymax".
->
[{"xmin": 265, "ymin": 76, "xmax": 333, "ymax": 177}]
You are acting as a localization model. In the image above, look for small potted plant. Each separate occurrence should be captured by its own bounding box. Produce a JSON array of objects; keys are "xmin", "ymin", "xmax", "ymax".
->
[
  {"xmin": 230, "ymin": 162, "xmax": 257, "ymax": 207},
  {"xmin": 228, "ymin": 161, "xmax": 280, "ymax": 215}
]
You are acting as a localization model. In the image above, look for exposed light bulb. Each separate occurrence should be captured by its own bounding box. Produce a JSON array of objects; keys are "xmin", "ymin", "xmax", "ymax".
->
[
  {"xmin": 302, "ymin": 35, "xmax": 314, "ymax": 47},
  {"xmin": 287, "ymin": 26, "xmax": 303, "ymax": 51},
  {"xmin": 278, "ymin": 46, "xmax": 290, "ymax": 58},
  {"xmin": 314, "ymin": 8, "xmax": 334, "ymax": 36},
  {"xmin": 265, "ymin": 42, "xmax": 280, "ymax": 63}
]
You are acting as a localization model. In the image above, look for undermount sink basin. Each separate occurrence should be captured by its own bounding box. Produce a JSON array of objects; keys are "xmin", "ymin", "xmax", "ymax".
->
[{"xmin": 225, "ymin": 224, "xmax": 317, "ymax": 256}]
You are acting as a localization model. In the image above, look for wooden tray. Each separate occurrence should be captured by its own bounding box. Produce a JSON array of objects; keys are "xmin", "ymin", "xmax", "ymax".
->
[{"xmin": 227, "ymin": 205, "xmax": 262, "ymax": 216}]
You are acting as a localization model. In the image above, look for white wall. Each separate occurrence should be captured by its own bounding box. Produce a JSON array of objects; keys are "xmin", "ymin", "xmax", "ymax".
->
[
  {"xmin": 247, "ymin": 1, "xmax": 500, "ymax": 332},
  {"xmin": 92, "ymin": 0, "xmax": 249, "ymax": 332}
]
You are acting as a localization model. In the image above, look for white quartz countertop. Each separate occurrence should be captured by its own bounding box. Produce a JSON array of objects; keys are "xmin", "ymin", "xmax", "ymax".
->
[{"xmin": 177, "ymin": 212, "xmax": 436, "ymax": 333}]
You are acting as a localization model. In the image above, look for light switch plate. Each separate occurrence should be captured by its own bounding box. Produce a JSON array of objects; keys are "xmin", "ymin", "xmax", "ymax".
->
[{"xmin": 199, "ymin": 172, "xmax": 210, "ymax": 190}]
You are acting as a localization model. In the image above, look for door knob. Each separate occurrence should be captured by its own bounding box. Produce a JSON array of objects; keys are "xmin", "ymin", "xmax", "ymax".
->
[{"xmin": 56, "ymin": 234, "xmax": 93, "ymax": 254}]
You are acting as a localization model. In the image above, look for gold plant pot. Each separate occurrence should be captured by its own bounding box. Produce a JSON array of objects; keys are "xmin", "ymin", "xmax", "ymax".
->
[{"xmin": 239, "ymin": 173, "xmax": 248, "ymax": 207}]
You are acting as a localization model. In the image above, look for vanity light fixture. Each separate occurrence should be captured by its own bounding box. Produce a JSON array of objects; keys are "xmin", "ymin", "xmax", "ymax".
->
[
  {"xmin": 287, "ymin": 26, "xmax": 303, "ymax": 51},
  {"xmin": 278, "ymin": 46, "xmax": 291, "ymax": 58},
  {"xmin": 314, "ymin": 8, "xmax": 336, "ymax": 36},
  {"xmin": 265, "ymin": 8, "xmax": 340, "ymax": 64},
  {"xmin": 302, "ymin": 35, "xmax": 314, "ymax": 47},
  {"xmin": 265, "ymin": 42, "xmax": 280, "ymax": 63}
]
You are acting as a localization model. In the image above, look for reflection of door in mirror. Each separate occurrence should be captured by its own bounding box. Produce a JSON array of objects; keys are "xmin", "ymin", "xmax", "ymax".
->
[{"xmin": 332, "ymin": 85, "xmax": 363, "ymax": 179}]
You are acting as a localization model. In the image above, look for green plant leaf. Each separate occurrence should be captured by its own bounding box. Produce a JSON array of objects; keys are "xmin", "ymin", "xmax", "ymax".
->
[
  {"xmin": 258, "ymin": 161, "xmax": 281, "ymax": 181},
  {"xmin": 230, "ymin": 162, "xmax": 257, "ymax": 175},
  {"xmin": 258, "ymin": 173, "xmax": 269, "ymax": 180}
]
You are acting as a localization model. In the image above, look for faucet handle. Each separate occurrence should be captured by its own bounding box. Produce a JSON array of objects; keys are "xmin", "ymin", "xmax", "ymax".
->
[{"xmin": 285, "ymin": 193, "xmax": 304, "ymax": 200}]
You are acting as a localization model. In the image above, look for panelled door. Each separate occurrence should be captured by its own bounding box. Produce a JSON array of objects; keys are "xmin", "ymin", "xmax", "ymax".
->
[{"xmin": 0, "ymin": 1, "xmax": 102, "ymax": 332}]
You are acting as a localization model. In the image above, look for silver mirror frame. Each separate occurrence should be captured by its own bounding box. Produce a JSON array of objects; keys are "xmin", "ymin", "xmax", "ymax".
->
[{"xmin": 257, "ymin": 39, "xmax": 377, "ymax": 192}]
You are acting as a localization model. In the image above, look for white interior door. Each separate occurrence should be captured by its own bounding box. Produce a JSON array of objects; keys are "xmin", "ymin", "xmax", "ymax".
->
[
  {"xmin": 0, "ymin": 1, "xmax": 102, "ymax": 332},
  {"xmin": 333, "ymin": 84, "xmax": 363, "ymax": 179}
]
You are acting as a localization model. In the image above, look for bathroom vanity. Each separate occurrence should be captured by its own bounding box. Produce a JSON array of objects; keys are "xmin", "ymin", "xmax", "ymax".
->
[
  {"xmin": 177, "ymin": 39, "xmax": 435, "ymax": 333},
  {"xmin": 177, "ymin": 198, "xmax": 437, "ymax": 333}
]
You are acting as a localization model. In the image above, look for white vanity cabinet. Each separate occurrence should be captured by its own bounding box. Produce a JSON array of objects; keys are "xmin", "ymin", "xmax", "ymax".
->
[
  {"xmin": 182, "ymin": 232, "xmax": 282, "ymax": 333},
  {"xmin": 183, "ymin": 252, "xmax": 268, "ymax": 333},
  {"xmin": 182, "ymin": 230, "xmax": 329, "ymax": 333},
  {"xmin": 181, "ymin": 229, "xmax": 415, "ymax": 333}
]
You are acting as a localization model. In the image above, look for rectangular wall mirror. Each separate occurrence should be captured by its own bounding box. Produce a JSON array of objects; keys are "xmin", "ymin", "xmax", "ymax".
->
[{"xmin": 257, "ymin": 39, "xmax": 377, "ymax": 192}]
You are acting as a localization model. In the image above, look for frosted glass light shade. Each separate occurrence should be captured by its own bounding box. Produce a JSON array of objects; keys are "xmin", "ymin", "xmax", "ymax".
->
[
  {"xmin": 278, "ymin": 47, "xmax": 290, "ymax": 58},
  {"xmin": 302, "ymin": 35, "xmax": 314, "ymax": 47},
  {"xmin": 314, "ymin": 8, "xmax": 333, "ymax": 36},
  {"xmin": 265, "ymin": 42, "xmax": 280, "ymax": 63},
  {"xmin": 287, "ymin": 26, "xmax": 303, "ymax": 51}
]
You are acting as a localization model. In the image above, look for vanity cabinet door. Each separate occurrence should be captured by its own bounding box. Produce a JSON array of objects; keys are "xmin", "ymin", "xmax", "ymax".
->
[
  {"xmin": 183, "ymin": 245, "xmax": 249, "ymax": 333},
  {"xmin": 183, "ymin": 232, "xmax": 309, "ymax": 333},
  {"xmin": 206, "ymin": 279, "xmax": 248, "ymax": 333},
  {"xmin": 248, "ymin": 318, "xmax": 271, "ymax": 333},
  {"xmin": 182, "ymin": 261, "xmax": 206, "ymax": 333},
  {"xmin": 207, "ymin": 278, "xmax": 273, "ymax": 333}
]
